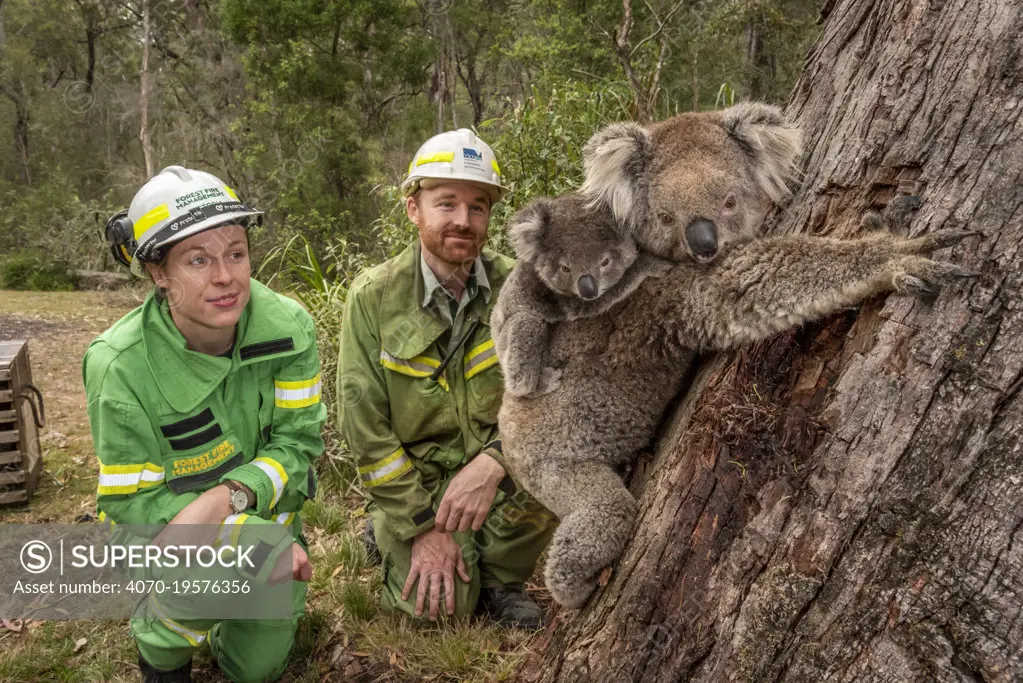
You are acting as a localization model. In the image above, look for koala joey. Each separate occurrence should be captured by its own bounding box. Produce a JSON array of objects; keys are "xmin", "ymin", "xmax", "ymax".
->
[
  {"xmin": 492, "ymin": 192, "xmax": 672, "ymax": 397},
  {"xmin": 499, "ymin": 103, "xmax": 979, "ymax": 609}
]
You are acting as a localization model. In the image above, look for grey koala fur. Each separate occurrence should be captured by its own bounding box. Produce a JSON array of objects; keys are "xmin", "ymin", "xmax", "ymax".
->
[
  {"xmin": 492, "ymin": 192, "xmax": 672, "ymax": 397},
  {"xmin": 496, "ymin": 102, "xmax": 977, "ymax": 609}
]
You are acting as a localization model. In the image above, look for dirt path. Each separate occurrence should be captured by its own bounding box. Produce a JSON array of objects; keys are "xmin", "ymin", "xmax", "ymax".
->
[{"xmin": 0, "ymin": 290, "xmax": 142, "ymax": 523}]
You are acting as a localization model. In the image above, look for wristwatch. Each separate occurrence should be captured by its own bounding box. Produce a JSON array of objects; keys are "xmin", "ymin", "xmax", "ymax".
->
[{"xmin": 222, "ymin": 480, "xmax": 254, "ymax": 514}]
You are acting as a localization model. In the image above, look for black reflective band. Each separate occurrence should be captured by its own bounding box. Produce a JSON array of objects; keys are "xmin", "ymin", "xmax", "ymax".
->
[
  {"xmin": 240, "ymin": 338, "xmax": 295, "ymax": 361},
  {"xmin": 160, "ymin": 407, "xmax": 215, "ymax": 438},
  {"xmin": 168, "ymin": 423, "xmax": 223, "ymax": 451},
  {"xmin": 485, "ymin": 439, "xmax": 502, "ymax": 455},
  {"xmin": 136, "ymin": 200, "xmax": 255, "ymax": 262}
]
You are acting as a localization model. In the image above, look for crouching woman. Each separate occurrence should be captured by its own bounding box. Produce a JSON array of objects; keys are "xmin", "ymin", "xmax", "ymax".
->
[{"xmin": 83, "ymin": 166, "xmax": 325, "ymax": 682}]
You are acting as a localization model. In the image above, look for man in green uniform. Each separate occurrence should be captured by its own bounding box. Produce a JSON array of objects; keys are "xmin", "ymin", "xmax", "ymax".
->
[{"xmin": 337, "ymin": 129, "xmax": 554, "ymax": 627}]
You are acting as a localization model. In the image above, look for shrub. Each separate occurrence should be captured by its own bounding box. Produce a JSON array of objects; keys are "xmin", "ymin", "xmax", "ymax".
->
[{"xmin": 0, "ymin": 251, "xmax": 77, "ymax": 291}]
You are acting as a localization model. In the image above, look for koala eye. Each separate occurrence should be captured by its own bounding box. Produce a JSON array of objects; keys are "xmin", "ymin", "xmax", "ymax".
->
[
  {"xmin": 658, "ymin": 211, "xmax": 674, "ymax": 225},
  {"xmin": 724, "ymin": 194, "xmax": 737, "ymax": 209},
  {"xmin": 559, "ymin": 264, "xmax": 571, "ymax": 274},
  {"xmin": 600, "ymin": 257, "xmax": 611, "ymax": 268}
]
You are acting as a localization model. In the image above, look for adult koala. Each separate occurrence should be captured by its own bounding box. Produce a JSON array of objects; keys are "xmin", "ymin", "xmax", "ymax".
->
[
  {"xmin": 582, "ymin": 101, "xmax": 802, "ymax": 263},
  {"xmin": 497, "ymin": 103, "xmax": 975, "ymax": 608}
]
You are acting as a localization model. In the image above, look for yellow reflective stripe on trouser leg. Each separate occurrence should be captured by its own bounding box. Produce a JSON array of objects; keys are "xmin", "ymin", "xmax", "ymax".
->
[
  {"xmin": 274, "ymin": 373, "xmax": 322, "ymax": 408},
  {"xmin": 148, "ymin": 595, "xmax": 208, "ymax": 647},
  {"xmin": 359, "ymin": 448, "xmax": 414, "ymax": 487},
  {"xmin": 464, "ymin": 339, "xmax": 498, "ymax": 379},
  {"xmin": 252, "ymin": 457, "xmax": 289, "ymax": 507}
]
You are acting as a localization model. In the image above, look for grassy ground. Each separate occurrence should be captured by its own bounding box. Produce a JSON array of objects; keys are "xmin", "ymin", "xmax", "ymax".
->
[{"xmin": 0, "ymin": 290, "xmax": 540, "ymax": 682}]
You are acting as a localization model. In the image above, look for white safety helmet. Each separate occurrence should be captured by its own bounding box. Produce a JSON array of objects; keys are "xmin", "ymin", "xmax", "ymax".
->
[
  {"xmin": 401, "ymin": 129, "xmax": 507, "ymax": 204},
  {"xmin": 105, "ymin": 166, "xmax": 263, "ymax": 277}
]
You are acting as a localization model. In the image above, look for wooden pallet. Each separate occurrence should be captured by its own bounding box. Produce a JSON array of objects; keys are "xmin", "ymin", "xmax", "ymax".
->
[{"xmin": 0, "ymin": 340, "xmax": 43, "ymax": 505}]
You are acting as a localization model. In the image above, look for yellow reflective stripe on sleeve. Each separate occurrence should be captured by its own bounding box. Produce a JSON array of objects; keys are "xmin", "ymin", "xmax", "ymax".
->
[
  {"xmin": 415, "ymin": 152, "xmax": 455, "ymax": 166},
  {"xmin": 252, "ymin": 456, "xmax": 289, "ymax": 508},
  {"xmin": 219, "ymin": 512, "xmax": 250, "ymax": 546},
  {"xmin": 133, "ymin": 203, "xmax": 170, "ymax": 240},
  {"xmin": 275, "ymin": 512, "xmax": 296, "ymax": 526},
  {"xmin": 357, "ymin": 447, "xmax": 405, "ymax": 474},
  {"xmin": 359, "ymin": 447, "xmax": 414, "ymax": 487},
  {"xmin": 379, "ymin": 350, "xmax": 449, "ymax": 391},
  {"xmin": 274, "ymin": 373, "xmax": 322, "ymax": 408},
  {"xmin": 464, "ymin": 339, "xmax": 498, "ymax": 379},
  {"xmin": 97, "ymin": 462, "xmax": 165, "ymax": 495}
]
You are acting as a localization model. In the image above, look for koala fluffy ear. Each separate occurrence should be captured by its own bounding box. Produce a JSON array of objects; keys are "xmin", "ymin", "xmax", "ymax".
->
[
  {"xmin": 507, "ymin": 200, "xmax": 552, "ymax": 263},
  {"xmin": 581, "ymin": 122, "xmax": 652, "ymax": 230},
  {"xmin": 721, "ymin": 102, "xmax": 803, "ymax": 203}
]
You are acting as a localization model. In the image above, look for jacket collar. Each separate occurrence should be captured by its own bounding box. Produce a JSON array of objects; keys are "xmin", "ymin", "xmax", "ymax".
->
[
  {"xmin": 380, "ymin": 242, "xmax": 509, "ymax": 360},
  {"xmin": 143, "ymin": 279, "xmax": 310, "ymax": 413}
]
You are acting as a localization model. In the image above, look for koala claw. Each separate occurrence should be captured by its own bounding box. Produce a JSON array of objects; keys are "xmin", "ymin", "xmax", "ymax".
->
[
  {"xmin": 894, "ymin": 259, "xmax": 978, "ymax": 295},
  {"xmin": 905, "ymin": 228, "xmax": 982, "ymax": 254}
]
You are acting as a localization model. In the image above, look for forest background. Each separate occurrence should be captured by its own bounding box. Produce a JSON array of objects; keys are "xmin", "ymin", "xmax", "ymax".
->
[{"xmin": 0, "ymin": 1, "xmax": 822, "ymax": 679}]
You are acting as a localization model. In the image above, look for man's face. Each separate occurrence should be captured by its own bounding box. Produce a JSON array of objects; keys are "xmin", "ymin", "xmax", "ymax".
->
[
  {"xmin": 407, "ymin": 183, "xmax": 491, "ymax": 270},
  {"xmin": 147, "ymin": 223, "xmax": 251, "ymax": 330}
]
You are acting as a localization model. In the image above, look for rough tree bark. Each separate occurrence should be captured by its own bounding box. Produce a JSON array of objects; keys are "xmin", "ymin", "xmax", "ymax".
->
[{"xmin": 524, "ymin": 0, "xmax": 1023, "ymax": 681}]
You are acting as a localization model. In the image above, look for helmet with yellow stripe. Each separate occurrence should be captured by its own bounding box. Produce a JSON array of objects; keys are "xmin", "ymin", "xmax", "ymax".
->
[
  {"xmin": 400, "ymin": 129, "xmax": 508, "ymax": 204},
  {"xmin": 105, "ymin": 166, "xmax": 263, "ymax": 277}
]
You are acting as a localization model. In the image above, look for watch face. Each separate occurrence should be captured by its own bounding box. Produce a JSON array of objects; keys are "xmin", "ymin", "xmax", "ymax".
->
[{"xmin": 231, "ymin": 489, "xmax": 249, "ymax": 512}]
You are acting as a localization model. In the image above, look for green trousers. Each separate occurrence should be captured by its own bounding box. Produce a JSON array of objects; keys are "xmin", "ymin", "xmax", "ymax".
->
[
  {"xmin": 374, "ymin": 478, "xmax": 555, "ymax": 620},
  {"xmin": 131, "ymin": 533, "xmax": 308, "ymax": 683}
]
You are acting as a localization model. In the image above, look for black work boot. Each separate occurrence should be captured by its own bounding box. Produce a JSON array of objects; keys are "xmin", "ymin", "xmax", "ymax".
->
[
  {"xmin": 363, "ymin": 516, "xmax": 382, "ymax": 565},
  {"xmin": 138, "ymin": 654, "xmax": 192, "ymax": 683},
  {"xmin": 478, "ymin": 584, "xmax": 543, "ymax": 630}
]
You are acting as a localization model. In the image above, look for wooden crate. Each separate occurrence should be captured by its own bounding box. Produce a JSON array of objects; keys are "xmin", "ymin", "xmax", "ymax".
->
[{"xmin": 0, "ymin": 340, "xmax": 44, "ymax": 505}]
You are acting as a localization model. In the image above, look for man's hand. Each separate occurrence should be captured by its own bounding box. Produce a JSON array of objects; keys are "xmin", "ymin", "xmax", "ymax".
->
[
  {"xmin": 435, "ymin": 452, "xmax": 505, "ymax": 533},
  {"xmin": 269, "ymin": 542, "xmax": 313, "ymax": 584},
  {"xmin": 401, "ymin": 528, "xmax": 470, "ymax": 620}
]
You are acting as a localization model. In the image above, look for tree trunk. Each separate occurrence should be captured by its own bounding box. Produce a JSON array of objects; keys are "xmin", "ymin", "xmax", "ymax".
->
[
  {"xmin": 524, "ymin": 1, "xmax": 1023, "ymax": 681},
  {"xmin": 744, "ymin": 9, "xmax": 775, "ymax": 101},
  {"xmin": 139, "ymin": 0, "xmax": 154, "ymax": 177}
]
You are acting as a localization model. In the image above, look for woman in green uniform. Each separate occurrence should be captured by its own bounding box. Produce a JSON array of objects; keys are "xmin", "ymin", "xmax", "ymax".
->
[{"xmin": 84, "ymin": 166, "xmax": 326, "ymax": 682}]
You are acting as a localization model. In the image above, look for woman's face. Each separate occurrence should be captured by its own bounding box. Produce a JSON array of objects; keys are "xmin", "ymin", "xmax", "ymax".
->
[{"xmin": 147, "ymin": 223, "xmax": 251, "ymax": 332}]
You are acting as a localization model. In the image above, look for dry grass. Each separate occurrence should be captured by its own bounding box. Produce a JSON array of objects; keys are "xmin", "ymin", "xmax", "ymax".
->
[{"xmin": 0, "ymin": 289, "xmax": 538, "ymax": 682}]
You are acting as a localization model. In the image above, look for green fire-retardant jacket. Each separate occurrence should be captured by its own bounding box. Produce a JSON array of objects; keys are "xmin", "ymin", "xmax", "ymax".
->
[
  {"xmin": 337, "ymin": 243, "xmax": 514, "ymax": 542},
  {"xmin": 83, "ymin": 279, "xmax": 326, "ymax": 538}
]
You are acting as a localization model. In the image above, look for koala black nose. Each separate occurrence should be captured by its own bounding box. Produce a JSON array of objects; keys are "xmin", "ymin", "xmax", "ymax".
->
[
  {"xmin": 685, "ymin": 219, "xmax": 719, "ymax": 261},
  {"xmin": 577, "ymin": 274, "xmax": 598, "ymax": 300}
]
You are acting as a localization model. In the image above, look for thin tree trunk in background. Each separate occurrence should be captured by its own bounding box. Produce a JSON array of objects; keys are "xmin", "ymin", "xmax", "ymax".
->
[
  {"xmin": 745, "ymin": 9, "xmax": 775, "ymax": 100},
  {"xmin": 524, "ymin": 0, "xmax": 1023, "ymax": 680},
  {"xmin": 691, "ymin": 43, "xmax": 699, "ymax": 111},
  {"xmin": 139, "ymin": 0, "xmax": 154, "ymax": 177}
]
